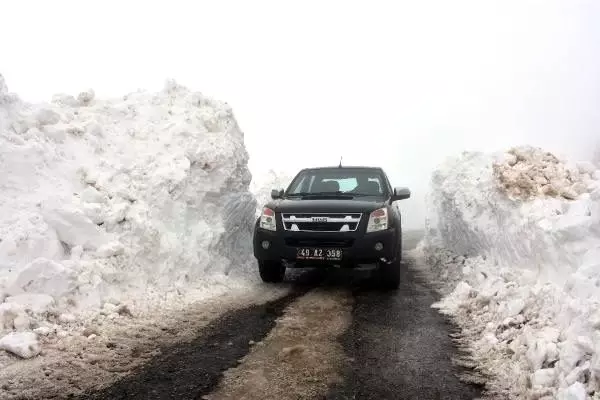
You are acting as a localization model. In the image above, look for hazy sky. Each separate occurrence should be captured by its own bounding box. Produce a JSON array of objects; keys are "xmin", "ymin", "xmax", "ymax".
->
[{"xmin": 2, "ymin": 0, "xmax": 600, "ymax": 228}]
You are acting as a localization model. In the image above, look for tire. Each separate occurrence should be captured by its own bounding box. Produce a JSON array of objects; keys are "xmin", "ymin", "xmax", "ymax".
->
[
  {"xmin": 378, "ymin": 259, "xmax": 401, "ymax": 290},
  {"xmin": 258, "ymin": 260, "xmax": 286, "ymax": 283},
  {"xmin": 378, "ymin": 241, "xmax": 402, "ymax": 290}
]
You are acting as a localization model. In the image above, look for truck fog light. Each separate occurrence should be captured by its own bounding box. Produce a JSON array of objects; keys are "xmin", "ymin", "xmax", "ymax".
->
[
  {"xmin": 261, "ymin": 240, "xmax": 270, "ymax": 249},
  {"xmin": 374, "ymin": 242, "xmax": 384, "ymax": 251}
]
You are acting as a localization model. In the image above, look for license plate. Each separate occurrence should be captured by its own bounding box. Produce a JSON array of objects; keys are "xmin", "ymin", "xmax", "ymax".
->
[{"xmin": 296, "ymin": 247, "xmax": 343, "ymax": 261}]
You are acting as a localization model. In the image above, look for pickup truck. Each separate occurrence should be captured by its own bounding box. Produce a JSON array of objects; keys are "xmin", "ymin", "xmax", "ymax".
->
[{"xmin": 252, "ymin": 165, "xmax": 411, "ymax": 289}]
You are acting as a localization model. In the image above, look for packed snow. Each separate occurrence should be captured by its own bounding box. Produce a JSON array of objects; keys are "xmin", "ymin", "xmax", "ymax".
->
[
  {"xmin": 416, "ymin": 145, "xmax": 600, "ymax": 399},
  {"xmin": 249, "ymin": 169, "xmax": 293, "ymax": 217},
  {"xmin": 0, "ymin": 74, "xmax": 260, "ymax": 359}
]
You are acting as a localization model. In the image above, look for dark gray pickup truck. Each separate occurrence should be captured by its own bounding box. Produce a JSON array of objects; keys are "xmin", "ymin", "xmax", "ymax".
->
[{"xmin": 252, "ymin": 165, "xmax": 410, "ymax": 289}]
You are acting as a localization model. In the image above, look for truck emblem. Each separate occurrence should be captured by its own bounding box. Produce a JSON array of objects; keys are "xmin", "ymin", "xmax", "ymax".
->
[{"xmin": 311, "ymin": 216, "xmax": 328, "ymax": 222}]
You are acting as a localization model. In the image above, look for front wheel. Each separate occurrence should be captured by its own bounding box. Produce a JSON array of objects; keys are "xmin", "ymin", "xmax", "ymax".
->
[
  {"xmin": 378, "ymin": 259, "xmax": 401, "ymax": 290},
  {"xmin": 258, "ymin": 260, "xmax": 286, "ymax": 283},
  {"xmin": 378, "ymin": 242, "xmax": 402, "ymax": 290}
]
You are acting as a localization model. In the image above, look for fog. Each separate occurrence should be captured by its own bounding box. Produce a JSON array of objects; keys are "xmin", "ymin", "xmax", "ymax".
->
[{"xmin": 3, "ymin": 0, "xmax": 600, "ymax": 228}]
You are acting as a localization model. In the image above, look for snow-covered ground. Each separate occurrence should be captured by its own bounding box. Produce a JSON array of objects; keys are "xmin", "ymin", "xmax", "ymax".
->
[
  {"xmin": 0, "ymin": 73, "xmax": 266, "ymax": 363},
  {"xmin": 415, "ymin": 146, "xmax": 600, "ymax": 399}
]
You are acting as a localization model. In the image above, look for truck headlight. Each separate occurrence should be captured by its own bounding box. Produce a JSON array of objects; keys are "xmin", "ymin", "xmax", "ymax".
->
[
  {"xmin": 366, "ymin": 207, "xmax": 388, "ymax": 232},
  {"xmin": 259, "ymin": 207, "xmax": 277, "ymax": 231}
]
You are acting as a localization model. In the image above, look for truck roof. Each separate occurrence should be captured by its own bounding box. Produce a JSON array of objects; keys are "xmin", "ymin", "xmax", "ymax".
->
[{"xmin": 301, "ymin": 166, "xmax": 384, "ymax": 171}]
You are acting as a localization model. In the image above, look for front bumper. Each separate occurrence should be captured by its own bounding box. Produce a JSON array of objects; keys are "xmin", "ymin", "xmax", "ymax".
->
[{"xmin": 253, "ymin": 222, "xmax": 398, "ymax": 268}]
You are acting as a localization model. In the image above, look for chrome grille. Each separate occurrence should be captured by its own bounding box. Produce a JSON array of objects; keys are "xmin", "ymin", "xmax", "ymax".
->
[{"xmin": 281, "ymin": 213, "xmax": 362, "ymax": 232}]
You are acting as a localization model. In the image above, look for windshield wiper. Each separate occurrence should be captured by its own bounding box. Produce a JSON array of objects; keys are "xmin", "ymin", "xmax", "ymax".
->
[{"xmin": 286, "ymin": 191, "xmax": 351, "ymax": 197}]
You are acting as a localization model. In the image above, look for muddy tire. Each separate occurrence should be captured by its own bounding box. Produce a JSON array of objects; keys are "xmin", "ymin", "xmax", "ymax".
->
[{"xmin": 258, "ymin": 260, "xmax": 286, "ymax": 283}]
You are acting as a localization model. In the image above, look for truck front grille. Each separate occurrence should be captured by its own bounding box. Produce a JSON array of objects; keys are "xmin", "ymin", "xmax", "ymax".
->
[{"xmin": 281, "ymin": 213, "xmax": 362, "ymax": 232}]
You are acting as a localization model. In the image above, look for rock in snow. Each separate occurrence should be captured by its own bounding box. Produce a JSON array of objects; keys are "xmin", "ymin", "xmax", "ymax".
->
[
  {"xmin": 0, "ymin": 74, "xmax": 257, "ymax": 352},
  {"xmin": 419, "ymin": 146, "xmax": 600, "ymax": 399}
]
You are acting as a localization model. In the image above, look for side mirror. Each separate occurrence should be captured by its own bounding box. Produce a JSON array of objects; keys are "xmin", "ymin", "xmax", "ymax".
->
[
  {"xmin": 391, "ymin": 187, "xmax": 411, "ymax": 201},
  {"xmin": 270, "ymin": 188, "xmax": 284, "ymax": 200}
]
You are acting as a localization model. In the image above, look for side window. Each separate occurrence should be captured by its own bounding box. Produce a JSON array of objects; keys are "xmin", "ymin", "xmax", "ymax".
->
[
  {"xmin": 368, "ymin": 178, "xmax": 383, "ymax": 193},
  {"xmin": 290, "ymin": 175, "xmax": 309, "ymax": 193},
  {"xmin": 306, "ymin": 175, "xmax": 316, "ymax": 192}
]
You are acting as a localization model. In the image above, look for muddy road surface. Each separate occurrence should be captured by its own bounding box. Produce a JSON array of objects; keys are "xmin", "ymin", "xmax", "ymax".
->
[{"xmin": 60, "ymin": 232, "xmax": 483, "ymax": 400}]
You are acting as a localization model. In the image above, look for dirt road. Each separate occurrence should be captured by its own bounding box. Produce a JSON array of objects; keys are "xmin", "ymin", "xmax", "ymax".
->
[{"xmin": 23, "ymin": 232, "xmax": 484, "ymax": 400}]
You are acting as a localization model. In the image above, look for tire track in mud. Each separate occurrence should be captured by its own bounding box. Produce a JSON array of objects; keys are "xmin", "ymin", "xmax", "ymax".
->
[
  {"xmin": 204, "ymin": 288, "xmax": 353, "ymax": 400},
  {"xmin": 326, "ymin": 256, "xmax": 485, "ymax": 400},
  {"xmin": 75, "ymin": 287, "xmax": 312, "ymax": 400}
]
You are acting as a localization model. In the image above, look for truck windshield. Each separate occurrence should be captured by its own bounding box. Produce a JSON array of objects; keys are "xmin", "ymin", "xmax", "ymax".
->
[{"xmin": 286, "ymin": 168, "xmax": 388, "ymax": 197}]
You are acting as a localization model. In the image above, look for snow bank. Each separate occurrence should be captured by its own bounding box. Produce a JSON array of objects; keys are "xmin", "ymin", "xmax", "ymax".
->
[
  {"xmin": 250, "ymin": 169, "xmax": 293, "ymax": 217},
  {"xmin": 0, "ymin": 74, "xmax": 257, "ymax": 357},
  {"xmin": 418, "ymin": 146, "xmax": 600, "ymax": 399}
]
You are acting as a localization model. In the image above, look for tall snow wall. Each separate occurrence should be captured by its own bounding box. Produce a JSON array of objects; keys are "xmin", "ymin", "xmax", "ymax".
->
[
  {"xmin": 0, "ymin": 75, "xmax": 257, "ymax": 341},
  {"xmin": 420, "ymin": 146, "xmax": 600, "ymax": 399}
]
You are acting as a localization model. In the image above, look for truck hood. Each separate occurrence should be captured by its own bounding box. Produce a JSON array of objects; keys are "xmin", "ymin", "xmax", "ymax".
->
[{"xmin": 266, "ymin": 197, "xmax": 386, "ymax": 213}]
